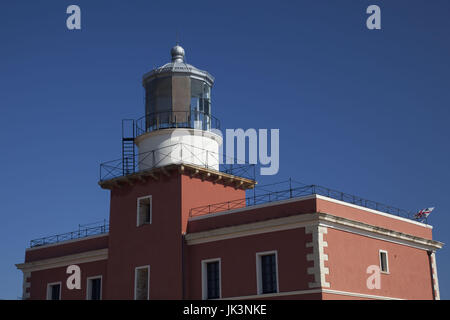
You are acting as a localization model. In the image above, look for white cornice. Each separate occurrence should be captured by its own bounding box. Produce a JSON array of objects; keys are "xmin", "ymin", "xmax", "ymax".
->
[
  {"xmin": 186, "ymin": 213, "xmax": 317, "ymax": 245},
  {"xmin": 317, "ymin": 213, "xmax": 443, "ymax": 251},
  {"xmin": 186, "ymin": 212, "xmax": 443, "ymax": 251},
  {"xmin": 16, "ymin": 249, "xmax": 108, "ymax": 273},
  {"xmin": 189, "ymin": 193, "xmax": 432, "ymax": 230},
  {"xmin": 220, "ymin": 288, "xmax": 403, "ymax": 300},
  {"xmin": 315, "ymin": 194, "xmax": 432, "ymax": 229}
]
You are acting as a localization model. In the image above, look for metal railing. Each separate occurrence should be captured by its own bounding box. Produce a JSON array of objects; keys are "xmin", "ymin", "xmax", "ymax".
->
[
  {"xmin": 136, "ymin": 110, "xmax": 220, "ymax": 136},
  {"xmin": 189, "ymin": 179, "xmax": 420, "ymax": 222},
  {"xmin": 99, "ymin": 143, "xmax": 256, "ymax": 182},
  {"xmin": 30, "ymin": 220, "xmax": 109, "ymax": 248}
]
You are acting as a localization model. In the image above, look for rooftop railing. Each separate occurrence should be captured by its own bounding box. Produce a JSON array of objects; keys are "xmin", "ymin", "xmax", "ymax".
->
[
  {"xmin": 189, "ymin": 179, "xmax": 422, "ymax": 222},
  {"xmin": 135, "ymin": 110, "xmax": 220, "ymax": 136},
  {"xmin": 29, "ymin": 220, "xmax": 109, "ymax": 248},
  {"xmin": 99, "ymin": 143, "xmax": 256, "ymax": 182}
]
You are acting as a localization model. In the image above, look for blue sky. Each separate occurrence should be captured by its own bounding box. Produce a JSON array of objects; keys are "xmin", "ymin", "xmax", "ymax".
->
[{"xmin": 0, "ymin": 0, "xmax": 449, "ymax": 299}]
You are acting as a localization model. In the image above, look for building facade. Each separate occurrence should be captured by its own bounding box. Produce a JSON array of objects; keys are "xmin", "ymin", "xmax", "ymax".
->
[{"xmin": 16, "ymin": 46, "xmax": 443, "ymax": 300}]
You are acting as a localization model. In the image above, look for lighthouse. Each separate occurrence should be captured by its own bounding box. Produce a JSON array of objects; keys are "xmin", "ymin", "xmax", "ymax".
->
[
  {"xmin": 16, "ymin": 45, "xmax": 442, "ymax": 301},
  {"xmin": 135, "ymin": 45, "xmax": 222, "ymax": 171}
]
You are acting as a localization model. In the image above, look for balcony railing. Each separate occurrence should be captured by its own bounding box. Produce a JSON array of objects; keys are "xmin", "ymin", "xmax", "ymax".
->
[
  {"xmin": 136, "ymin": 110, "xmax": 220, "ymax": 136},
  {"xmin": 99, "ymin": 143, "xmax": 255, "ymax": 182},
  {"xmin": 189, "ymin": 179, "xmax": 421, "ymax": 222},
  {"xmin": 29, "ymin": 220, "xmax": 109, "ymax": 248}
]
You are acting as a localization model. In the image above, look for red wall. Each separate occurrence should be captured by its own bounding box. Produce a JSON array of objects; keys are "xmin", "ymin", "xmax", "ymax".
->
[
  {"xmin": 316, "ymin": 198, "xmax": 433, "ymax": 239},
  {"xmin": 106, "ymin": 172, "xmax": 183, "ymax": 299},
  {"xmin": 25, "ymin": 235, "xmax": 108, "ymax": 262},
  {"xmin": 29, "ymin": 260, "xmax": 107, "ymax": 300},
  {"xmin": 324, "ymin": 228, "xmax": 434, "ymax": 300},
  {"xmin": 186, "ymin": 228, "xmax": 312, "ymax": 299},
  {"xmin": 105, "ymin": 171, "xmax": 245, "ymax": 299},
  {"xmin": 187, "ymin": 198, "xmax": 316, "ymax": 233},
  {"xmin": 20, "ymin": 176, "xmax": 439, "ymax": 300},
  {"xmin": 181, "ymin": 175, "xmax": 246, "ymax": 233}
]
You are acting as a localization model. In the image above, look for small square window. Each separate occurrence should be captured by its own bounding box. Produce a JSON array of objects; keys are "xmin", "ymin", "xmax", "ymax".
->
[
  {"xmin": 47, "ymin": 282, "xmax": 61, "ymax": 300},
  {"xmin": 87, "ymin": 276, "xmax": 102, "ymax": 300},
  {"xmin": 137, "ymin": 196, "xmax": 152, "ymax": 226},
  {"xmin": 379, "ymin": 250, "xmax": 389, "ymax": 273}
]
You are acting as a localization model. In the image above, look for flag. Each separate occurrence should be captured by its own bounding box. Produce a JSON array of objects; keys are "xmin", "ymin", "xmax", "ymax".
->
[{"xmin": 414, "ymin": 207, "xmax": 435, "ymax": 220}]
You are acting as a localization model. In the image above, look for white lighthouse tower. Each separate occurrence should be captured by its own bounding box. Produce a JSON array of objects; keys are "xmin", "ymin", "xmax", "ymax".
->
[{"xmin": 134, "ymin": 45, "xmax": 222, "ymax": 171}]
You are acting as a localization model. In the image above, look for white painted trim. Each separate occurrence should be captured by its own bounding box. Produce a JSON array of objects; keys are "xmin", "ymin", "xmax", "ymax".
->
[
  {"xmin": 379, "ymin": 250, "xmax": 389, "ymax": 274},
  {"xmin": 318, "ymin": 214, "xmax": 443, "ymax": 251},
  {"xmin": 221, "ymin": 288, "xmax": 402, "ymax": 300},
  {"xmin": 134, "ymin": 265, "xmax": 150, "ymax": 300},
  {"xmin": 86, "ymin": 275, "xmax": 102, "ymax": 300},
  {"xmin": 315, "ymin": 194, "xmax": 432, "ymax": 229},
  {"xmin": 306, "ymin": 225, "xmax": 330, "ymax": 288},
  {"xmin": 26, "ymin": 234, "xmax": 108, "ymax": 251},
  {"xmin": 16, "ymin": 249, "xmax": 108, "ymax": 273},
  {"xmin": 430, "ymin": 252, "xmax": 440, "ymax": 300},
  {"xmin": 321, "ymin": 288, "xmax": 402, "ymax": 300},
  {"xmin": 22, "ymin": 272, "xmax": 31, "ymax": 300},
  {"xmin": 221, "ymin": 288, "xmax": 322, "ymax": 300},
  {"xmin": 186, "ymin": 213, "xmax": 316, "ymax": 245},
  {"xmin": 46, "ymin": 281, "xmax": 62, "ymax": 300},
  {"xmin": 186, "ymin": 212, "xmax": 443, "ymax": 251},
  {"xmin": 256, "ymin": 251, "xmax": 279, "ymax": 295},
  {"xmin": 137, "ymin": 195, "xmax": 152, "ymax": 227},
  {"xmin": 201, "ymin": 258, "xmax": 222, "ymax": 300},
  {"xmin": 189, "ymin": 195, "xmax": 317, "ymax": 221},
  {"xmin": 189, "ymin": 193, "xmax": 432, "ymax": 231}
]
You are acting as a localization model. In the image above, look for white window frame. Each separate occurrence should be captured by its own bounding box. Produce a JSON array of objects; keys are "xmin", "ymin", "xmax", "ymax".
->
[
  {"xmin": 256, "ymin": 250, "xmax": 279, "ymax": 295},
  {"xmin": 379, "ymin": 250, "xmax": 389, "ymax": 274},
  {"xmin": 46, "ymin": 281, "xmax": 62, "ymax": 300},
  {"xmin": 137, "ymin": 195, "xmax": 152, "ymax": 227},
  {"xmin": 86, "ymin": 275, "xmax": 102, "ymax": 300},
  {"xmin": 134, "ymin": 265, "xmax": 150, "ymax": 300},
  {"xmin": 201, "ymin": 258, "xmax": 222, "ymax": 300}
]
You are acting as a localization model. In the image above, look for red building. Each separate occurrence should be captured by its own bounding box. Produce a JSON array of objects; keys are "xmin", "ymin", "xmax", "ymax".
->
[{"xmin": 16, "ymin": 46, "xmax": 443, "ymax": 300}]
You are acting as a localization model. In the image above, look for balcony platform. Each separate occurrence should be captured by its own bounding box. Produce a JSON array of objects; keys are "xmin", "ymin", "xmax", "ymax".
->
[{"xmin": 98, "ymin": 163, "xmax": 257, "ymax": 190}]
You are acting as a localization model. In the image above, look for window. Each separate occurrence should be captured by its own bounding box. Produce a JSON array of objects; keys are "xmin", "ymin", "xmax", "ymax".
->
[
  {"xmin": 256, "ymin": 251, "xmax": 278, "ymax": 294},
  {"xmin": 201, "ymin": 258, "xmax": 221, "ymax": 300},
  {"xmin": 87, "ymin": 276, "xmax": 102, "ymax": 300},
  {"xmin": 47, "ymin": 282, "xmax": 61, "ymax": 300},
  {"xmin": 137, "ymin": 195, "xmax": 152, "ymax": 226},
  {"xmin": 379, "ymin": 250, "xmax": 389, "ymax": 273},
  {"xmin": 135, "ymin": 266, "xmax": 150, "ymax": 300}
]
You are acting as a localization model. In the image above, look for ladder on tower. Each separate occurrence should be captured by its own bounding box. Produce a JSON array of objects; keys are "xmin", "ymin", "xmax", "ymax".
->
[{"xmin": 122, "ymin": 119, "xmax": 136, "ymax": 176}]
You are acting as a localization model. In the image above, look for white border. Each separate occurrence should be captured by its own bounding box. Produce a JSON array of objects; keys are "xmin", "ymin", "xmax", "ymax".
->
[
  {"xmin": 16, "ymin": 248, "xmax": 108, "ymax": 273},
  {"xmin": 134, "ymin": 265, "xmax": 150, "ymax": 300},
  {"xmin": 189, "ymin": 193, "xmax": 432, "ymax": 230},
  {"xmin": 221, "ymin": 288, "xmax": 403, "ymax": 300},
  {"xmin": 86, "ymin": 275, "xmax": 102, "ymax": 300},
  {"xmin": 379, "ymin": 250, "xmax": 389, "ymax": 274},
  {"xmin": 315, "ymin": 194, "xmax": 431, "ymax": 229},
  {"xmin": 46, "ymin": 281, "xmax": 62, "ymax": 300},
  {"xmin": 201, "ymin": 258, "xmax": 222, "ymax": 300},
  {"xmin": 256, "ymin": 250, "xmax": 279, "ymax": 295},
  {"xmin": 137, "ymin": 195, "xmax": 152, "ymax": 227},
  {"xmin": 185, "ymin": 213, "xmax": 442, "ymax": 252}
]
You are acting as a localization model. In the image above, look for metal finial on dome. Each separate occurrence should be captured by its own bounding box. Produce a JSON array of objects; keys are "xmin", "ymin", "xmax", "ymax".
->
[{"xmin": 171, "ymin": 45, "xmax": 185, "ymax": 63}]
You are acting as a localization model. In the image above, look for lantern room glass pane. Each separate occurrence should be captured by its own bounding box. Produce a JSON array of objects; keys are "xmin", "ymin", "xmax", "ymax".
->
[{"xmin": 191, "ymin": 79, "xmax": 211, "ymax": 130}]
